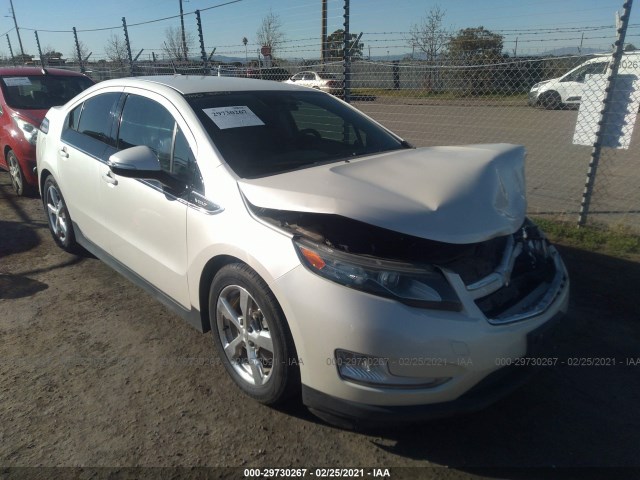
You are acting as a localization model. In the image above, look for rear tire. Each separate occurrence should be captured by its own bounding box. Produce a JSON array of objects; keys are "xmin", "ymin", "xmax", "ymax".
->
[
  {"xmin": 43, "ymin": 176, "xmax": 79, "ymax": 253},
  {"xmin": 209, "ymin": 263, "xmax": 300, "ymax": 405}
]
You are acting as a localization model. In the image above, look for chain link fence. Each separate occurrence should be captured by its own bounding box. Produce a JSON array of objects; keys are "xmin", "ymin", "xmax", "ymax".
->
[
  {"xmin": 2, "ymin": 0, "xmax": 638, "ymax": 232},
  {"xmin": 341, "ymin": 53, "xmax": 639, "ymax": 233}
]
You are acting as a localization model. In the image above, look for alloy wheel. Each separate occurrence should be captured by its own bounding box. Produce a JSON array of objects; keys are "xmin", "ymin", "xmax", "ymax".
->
[
  {"xmin": 216, "ymin": 285, "xmax": 275, "ymax": 386},
  {"xmin": 46, "ymin": 183, "xmax": 69, "ymax": 243},
  {"xmin": 8, "ymin": 153, "xmax": 23, "ymax": 195}
]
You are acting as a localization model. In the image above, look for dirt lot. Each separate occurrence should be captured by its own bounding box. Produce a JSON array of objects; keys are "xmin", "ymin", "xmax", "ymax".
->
[{"xmin": 1, "ymin": 171, "xmax": 639, "ymax": 478}]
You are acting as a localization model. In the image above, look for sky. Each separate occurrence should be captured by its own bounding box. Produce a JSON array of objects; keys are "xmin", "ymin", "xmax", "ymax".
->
[{"xmin": 3, "ymin": 0, "xmax": 639, "ymax": 62}]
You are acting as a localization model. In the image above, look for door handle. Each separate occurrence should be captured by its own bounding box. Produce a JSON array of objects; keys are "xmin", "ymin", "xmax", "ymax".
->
[
  {"xmin": 58, "ymin": 147, "xmax": 69, "ymax": 158},
  {"xmin": 101, "ymin": 171, "xmax": 118, "ymax": 186}
]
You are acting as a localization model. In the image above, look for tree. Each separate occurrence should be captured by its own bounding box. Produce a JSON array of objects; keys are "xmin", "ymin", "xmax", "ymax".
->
[
  {"xmin": 13, "ymin": 53, "xmax": 33, "ymax": 65},
  {"xmin": 41, "ymin": 44, "xmax": 64, "ymax": 66},
  {"xmin": 163, "ymin": 26, "xmax": 194, "ymax": 61},
  {"xmin": 69, "ymin": 40, "xmax": 90, "ymax": 64},
  {"xmin": 448, "ymin": 27, "xmax": 505, "ymax": 95},
  {"xmin": 256, "ymin": 9, "xmax": 285, "ymax": 57},
  {"xmin": 325, "ymin": 29, "xmax": 364, "ymax": 61},
  {"xmin": 105, "ymin": 33, "xmax": 129, "ymax": 66},
  {"xmin": 448, "ymin": 27, "xmax": 503, "ymax": 62},
  {"xmin": 408, "ymin": 5, "xmax": 449, "ymax": 61}
]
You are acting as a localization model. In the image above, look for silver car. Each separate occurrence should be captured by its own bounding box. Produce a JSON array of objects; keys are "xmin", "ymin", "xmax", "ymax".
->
[{"xmin": 37, "ymin": 76, "xmax": 569, "ymax": 425}]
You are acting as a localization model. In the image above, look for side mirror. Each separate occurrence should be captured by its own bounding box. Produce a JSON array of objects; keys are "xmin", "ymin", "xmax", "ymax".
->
[
  {"xmin": 108, "ymin": 145, "xmax": 186, "ymax": 193},
  {"xmin": 290, "ymin": 77, "xmax": 296, "ymax": 82},
  {"xmin": 109, "ymin": 145, "xmax": 161, "ymax": 178}
]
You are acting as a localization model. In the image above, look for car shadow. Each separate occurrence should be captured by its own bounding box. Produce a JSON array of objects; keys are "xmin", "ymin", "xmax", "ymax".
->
[
  {"xmin": 0, "ymin": 273, "xmax": 48, "ymax": 299},
  {"xmin": 0, "ymin": 220, "xmax": 41, "ymax": 257},
  {"xmin": 281, "ymin": 246, "xmax": 640, "ymax": 472},
  {"xmin": 369, "ymin": 246, "xmax": 640, "ymax": 472}
]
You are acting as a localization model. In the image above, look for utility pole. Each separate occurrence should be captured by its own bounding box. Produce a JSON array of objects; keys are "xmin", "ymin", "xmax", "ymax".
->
[
  {"xmin": 179, "ymin": 0, "xmax": 188, "ymax": 61},
  {"xmin": 9, "ymin": 0, "xmax": 24, "ymax": 57}
]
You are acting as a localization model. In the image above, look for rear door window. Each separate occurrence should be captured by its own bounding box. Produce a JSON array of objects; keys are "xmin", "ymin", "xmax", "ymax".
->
[
  {"xmin": 62, "ymin": 91, "xmax": 121, "ymax": 160},
  {"xmin": 77, "ymin": 93, "xmax": 121, "ymax": 145}
]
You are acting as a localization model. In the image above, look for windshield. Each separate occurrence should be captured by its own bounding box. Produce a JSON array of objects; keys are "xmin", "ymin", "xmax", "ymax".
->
[
  {"xmin": 186, "ymin": 90, "xmax": 405, "ymax": 178},
  {"xmin": 1, "ymin": 75, "xmax": 94, "ymax": 109}
]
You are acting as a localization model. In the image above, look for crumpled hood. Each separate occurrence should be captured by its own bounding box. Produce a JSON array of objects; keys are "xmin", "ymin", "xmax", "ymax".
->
[{"xmin": 238, "ymin": 144, "xmax": 527, "ymax": 244}]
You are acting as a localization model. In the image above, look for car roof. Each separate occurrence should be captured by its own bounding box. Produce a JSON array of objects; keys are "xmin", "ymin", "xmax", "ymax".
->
[
  {"xmin": 97, "ymin": 75, "xmax": 309, "ymax": 95},
  {"xmin": 0, "ymin": 67, "xmax": 89, "ymax": 78}
]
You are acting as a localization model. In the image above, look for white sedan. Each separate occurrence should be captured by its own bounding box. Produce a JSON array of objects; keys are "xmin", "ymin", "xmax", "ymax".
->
[
  {"xmin": 37, "ymin": 76, "xmax": 569, "ymax": 426},
  {"xmin": 285, "ymin": 71, "xmax": 342, "ymax": 94}
]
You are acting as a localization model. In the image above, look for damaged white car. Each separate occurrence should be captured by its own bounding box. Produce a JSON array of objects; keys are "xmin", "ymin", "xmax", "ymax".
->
[{"xmin": 37, "ymin": 76, "xmax": 569, "ymax": 425}]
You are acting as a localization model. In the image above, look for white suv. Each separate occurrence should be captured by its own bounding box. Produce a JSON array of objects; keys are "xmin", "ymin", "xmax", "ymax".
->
[{"xmin": 37, "ymin": 76, "xmax": 569, "ymax": 425}]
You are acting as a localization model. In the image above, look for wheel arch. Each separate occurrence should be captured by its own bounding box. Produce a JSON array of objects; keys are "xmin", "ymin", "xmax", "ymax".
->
[
  {"xmin": 197, "ymin": 254, "xmax": 304, "ymax": 376},
  {"xmin": 39, "ymin": 168, "xmax": 53, "ymax": 196},
  {"xmin": 198, "ymin": 254, "xmax": 242, "ymax": 332},
  {"xmin": 538, "ymin": 89, "xmax": 562, "ymax": 109}
]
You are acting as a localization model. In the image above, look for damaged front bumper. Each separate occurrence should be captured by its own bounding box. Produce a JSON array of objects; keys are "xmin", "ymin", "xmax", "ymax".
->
[{"xmin": 272, "ymin": 220, "xmax": 569, "ymax": 422}]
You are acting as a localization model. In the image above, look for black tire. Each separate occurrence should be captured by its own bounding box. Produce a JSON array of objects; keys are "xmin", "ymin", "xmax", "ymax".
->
[
  {"xmin": 539, "ymin": 91, "xmax": 562, "ymax": 110},
  {"xmin": 209, "ymin": 263, "xmax": 300, "ymax": 405},
  {"xmin": 43, "ymin": 176, "xmax": 79, "ymax": 253},
  {"xmin": 7, "ymin": 150, "xmax": 32, "ymax": 196}
]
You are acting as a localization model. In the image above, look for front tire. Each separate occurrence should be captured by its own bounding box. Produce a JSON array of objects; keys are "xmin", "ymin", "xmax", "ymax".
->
[
  {"xmin": 7, "ymin": 150, "xmax": 30, "ymax": 196},
  {"xmin": 43, "ymin": 176, "xmax": 78, "ymax": 253},
  {"xmin": 539, "ymin": 91, "xmax": 562, "ymax": 110},
  {"xmin": 209, "ymin": 263, "xmax": 299, "ymax": 405}
]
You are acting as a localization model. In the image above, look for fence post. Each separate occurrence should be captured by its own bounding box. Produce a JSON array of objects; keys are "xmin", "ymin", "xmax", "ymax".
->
[
  {"xmin": 73, "ymin": 27, "xmax": 85, "ymax": 73},
  {"xmin": 6, "ymin": 35, "xmax": 15, "ymax": 66},
  {"xmin": 578, "ymin": 0, "xmax": 633, "ymax": 226},
  {"xmin": 196, "ymin": 10, "xmax": 208, "ymax": 75},
  {"xmin": 393, "ymin": 60, "xmax": 400, "ymax": 89},
  {"xmin": 122, "ymin": 17, "xmax": 134, "ymax": 77},
  {"xmin": 35, "ymin": 31, "xmax": 45, "ymax": 67},
  {"xmin": 342, "ymin": 0, "xmax": 351, "ymax": 103}
]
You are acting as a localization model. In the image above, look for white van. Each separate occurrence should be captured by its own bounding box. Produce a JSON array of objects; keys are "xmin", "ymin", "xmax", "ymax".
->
[{"xmin": 529, "ymin": 52, "xmax": 640, "ymax": 109}]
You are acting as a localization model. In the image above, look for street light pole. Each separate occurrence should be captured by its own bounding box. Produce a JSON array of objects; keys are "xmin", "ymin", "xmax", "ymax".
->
[
  {"xmin": 9, "ymin": 0, "xmax": 24, "ymax": 57},
  {"xmin": 243, "ymin": 37, "xmax": 248, "ymax": 63}
]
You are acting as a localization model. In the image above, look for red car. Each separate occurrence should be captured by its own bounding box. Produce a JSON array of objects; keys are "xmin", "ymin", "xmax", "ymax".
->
[{"xmin": 0, "ymin": 67, "xmax": 94, "ymax": 195}]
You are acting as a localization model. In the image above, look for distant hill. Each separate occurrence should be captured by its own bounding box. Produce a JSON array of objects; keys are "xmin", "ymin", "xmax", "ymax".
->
[
  {"xmin": 210, "ymin": 55, "xmax": 247, "ymax": 64},
  {"xmin": 538, "ymin": 47, "xmax": 607, "ymax": 56}
]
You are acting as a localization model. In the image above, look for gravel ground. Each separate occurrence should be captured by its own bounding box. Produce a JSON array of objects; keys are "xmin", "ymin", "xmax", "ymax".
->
[{"xmin": 1, "ymin": 170, "xmax": 639, "ymax": 479}]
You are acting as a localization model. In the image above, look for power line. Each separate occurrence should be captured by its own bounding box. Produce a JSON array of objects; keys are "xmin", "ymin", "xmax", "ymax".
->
[{"xmin": 20, "ymin": 0, "xmax": 245, "ymax": 34}]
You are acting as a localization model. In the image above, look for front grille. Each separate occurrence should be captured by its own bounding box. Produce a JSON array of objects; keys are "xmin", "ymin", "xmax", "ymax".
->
[
  {"xmin": 440, "ymin": 236, "xmax": 507, "ymax": 285},
  {"xmin": 475, "ymin": 251, "xmax": 556, "ymax": 319}
]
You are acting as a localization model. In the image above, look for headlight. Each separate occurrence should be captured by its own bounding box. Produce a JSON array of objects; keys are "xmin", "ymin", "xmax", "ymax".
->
[
  {"xmin": 13, "ymin": 116, "xmax": 38, "ymax": 145},
  {"xmin": 293, "ymin": 238, "xmax": 461, "ymax": 311}
]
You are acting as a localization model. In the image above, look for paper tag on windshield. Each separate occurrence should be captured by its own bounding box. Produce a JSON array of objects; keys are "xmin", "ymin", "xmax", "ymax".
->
[
  {"xmin": 3, "ymin": 77, "xmax": 32, "ymax": 87},
  {"xmin": 203, "ymin": 106, "xmax": 264, "ymax": 130}
]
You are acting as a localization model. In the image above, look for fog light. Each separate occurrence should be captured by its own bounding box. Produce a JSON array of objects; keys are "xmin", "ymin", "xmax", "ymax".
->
[{"xmin": 335, "ymin": 350, "xmax": 451, "ymax": 389}]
